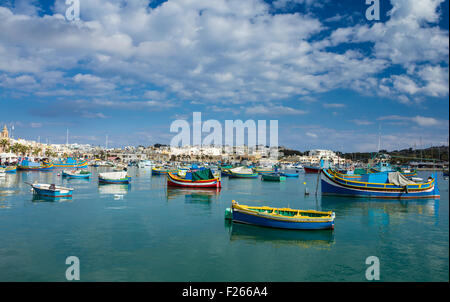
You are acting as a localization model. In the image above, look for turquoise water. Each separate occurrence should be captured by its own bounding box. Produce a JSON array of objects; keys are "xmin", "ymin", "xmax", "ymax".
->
[{"xmin": 0, "ymin": 168, "xmax": 448, "ymax": 281}]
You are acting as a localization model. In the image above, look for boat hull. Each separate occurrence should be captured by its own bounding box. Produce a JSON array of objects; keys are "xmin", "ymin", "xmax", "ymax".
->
[
  {"xmin": 304, "ymin": 166, "xmax": 321, "ymax": 174},
  {"xmin": 98, "ymin": 177, "xmax": 131, "ymax": 184},
  {"xmin": 1, "ymin": 166, "xmax": 17, "ymax": 173},
  {"xmin": 32, "ymin": 185, "xmax": 73, "ymax": 198},
  {"xmin": 280, "ymin": 172, "xmax": 299, "ymax": 177},
  {"xmin": 229, "ymin": 172, "xmax": 259, "ymax": 178},
  {"xmin": 321, "ymin": 169, "xmax": 440, "ymax": 199},
  {"xmin": 261, "ymin": 174, "xmax": 286, "ymax": 181},
  {"xmin": 17, "ymin": 163, "xmax": 54, "ymax": 171},
  {"xmin": 62, "ymin": 171, "xmax": 91, "ymax": 178}
]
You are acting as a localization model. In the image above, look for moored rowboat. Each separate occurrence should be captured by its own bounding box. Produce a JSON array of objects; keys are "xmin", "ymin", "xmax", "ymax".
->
[
  {"xmin": 225, "ymin": 201, "xmax": 335, "ymax": 230},
  {"xmin": 261, "ymin": 173, "xmax": 286, "ymax": 182},
  {"xmin": 62, "ymin": 170, "xmax": 91, "ymax": 178},
  {"xmin": 228, "ymin": 167, "xmax": 259, "ymax": 178},
  {"xmin": 99, "ymin": 171, "xmax": 131, "ymax": 184},
  {"xmin": 28, "ymin": 183, "xmax": 74, "ymax": 198},
  {"xmin": 280, "ymin": 172, "xmax": 299, "ymax": 177}
]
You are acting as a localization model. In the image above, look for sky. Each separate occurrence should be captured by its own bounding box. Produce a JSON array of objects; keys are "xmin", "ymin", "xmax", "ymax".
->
[{"xmin": 0, "ymin": 0, "xmax": 449, "ymax": 152}]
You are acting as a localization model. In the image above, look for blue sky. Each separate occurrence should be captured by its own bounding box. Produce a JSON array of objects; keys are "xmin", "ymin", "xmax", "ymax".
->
[{"xmin": 0, "ymin": 0, "xmax": 448, "ymax": 151}]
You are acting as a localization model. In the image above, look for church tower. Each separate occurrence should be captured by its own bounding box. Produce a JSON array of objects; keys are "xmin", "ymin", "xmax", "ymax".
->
[{"xmin": 1, "ymin": 125, "xmax": 8, "ymax": 139}]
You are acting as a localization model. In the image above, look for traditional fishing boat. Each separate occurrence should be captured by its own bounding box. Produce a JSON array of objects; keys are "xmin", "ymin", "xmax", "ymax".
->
[
  {"xmin": 219, "ymin": 164, "xmax": 233, "ymax": 170},
  {"xmin": 228, "ymin": 166, "xmax": 259, "ymax": 178},
  {"xmin": 225, "ymin": 201, "xmax": 335, "ymax": 230},
  {"xmin": 0, "ymin": 166, "xmax": 16, "ymax": 173},
  {"xmin": 152, "ymin": 166, "xmax": 176, "ymax": 175},
  {"xmin": 62, "ymin": 170, "xmax": 91, "ymax": 179},
  {"xmin": 89, "ymin": 159, "xmax": 101, "ymax": 167},
  {"xmin": 261, "ymin": 173, "xmax": 286, "ymax": 182},
  {"xmin": 167, "ymin": 169, "xmax": 221, "ymax": 188},
  {"xmin": 221, "ymin": 168, "xmax": 233, "ymax": 176},
  {"xmin": 53, "ymin": 157, "xmax": 88, "ymax": 168},
  {"xmin": 28, "ymin": 183, "xmax": 74, "ymax": 198},
  {"xmin": 321, "ymin": 168, "xmax": 440, "ymax": 199},
  {"xmin": 98, "ymin": 171, "xmax": 131, "ymax": 184},
  {"xmin": 17, "ymin": 160, "xmax": 53, "ymax": 171}
]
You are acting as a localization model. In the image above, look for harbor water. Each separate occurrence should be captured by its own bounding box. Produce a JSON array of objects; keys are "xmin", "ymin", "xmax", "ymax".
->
[{"xmin": 0, "ymin": 168, "xmax": 448, "ymax": 281}]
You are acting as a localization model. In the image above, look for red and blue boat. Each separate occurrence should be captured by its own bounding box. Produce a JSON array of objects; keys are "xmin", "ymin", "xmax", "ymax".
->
[
  {"xmin": 167, "ymin": 169, "xmax": 221, "ymax": 188},
  {"xmin": 225, "ymin": 201, "xmax": 335, "ymax": 230},
  {"xmin": 321, "ymin": 169, "xmax": 440, "ymax": 199}
]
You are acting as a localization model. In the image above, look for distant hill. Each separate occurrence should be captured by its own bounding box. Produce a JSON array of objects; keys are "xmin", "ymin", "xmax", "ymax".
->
[{"xmin": 341, "ymin": 146, "xmax": 449, "ymax": 164}]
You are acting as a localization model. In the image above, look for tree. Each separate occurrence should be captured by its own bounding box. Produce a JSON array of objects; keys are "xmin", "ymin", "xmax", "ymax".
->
[
  {"xmin": 32, "ymin": 147, "xmax": 42, "ymax": 157},
  {"xmin": 0, "ymin": 139, "xmax": 10, "ymax": 152}
]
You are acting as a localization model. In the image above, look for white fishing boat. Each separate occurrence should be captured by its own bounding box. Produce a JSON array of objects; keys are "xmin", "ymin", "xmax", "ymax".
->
[{"xmin": 138, "ymin": 160, "xmax": 155, "ymax": 168}]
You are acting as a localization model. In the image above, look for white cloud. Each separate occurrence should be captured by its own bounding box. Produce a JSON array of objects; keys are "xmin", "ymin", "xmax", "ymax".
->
[
  {"xmin": 377, "ymin": 115, "xmax": 442, "ymax": 127},
  {"xmin": 0, "ymin": 0, "xmax": 446, "ymax": 113},
  {"xmin": 323, "ymin": 103, "xmax": 345, "ymax": 109},
  {"xmin": 350, "ymin": 119, "xmax": 373, "ymax": 126},
  {"xmin": 246, "ymin": 104, "xmax": 308, "ymax": 115}
]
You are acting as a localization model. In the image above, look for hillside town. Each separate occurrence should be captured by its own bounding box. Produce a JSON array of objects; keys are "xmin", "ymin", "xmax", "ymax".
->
[{"xmin": 0, "ymin": 125, "xmax": 448, "ymax": 170}]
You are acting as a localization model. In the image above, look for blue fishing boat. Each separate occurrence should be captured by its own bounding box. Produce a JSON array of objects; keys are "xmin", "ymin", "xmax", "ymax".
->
[
  {"xmin": 17, "ymin": 160, "xmax": 53, "ymax": 171},
  {"xmin": 280, "ymin": 172, "xmax": 299, "ymax": 177},
  {"xmin": 321, "ymin": 169, "xmax": 440, "ymax": 199},
  {"xmin": 225, "ymin": 201, "xmax": 335, "ymax": 230},
  {"xmin": 98, "ymin": 171, "xmax": 131, "ymax": 184},
  {"xmin": 28, "ymin": 183, "xmax": 74, "ymax": 198},
  {"xmin": 62, "ymin": 170, "xmax": 91, "ymax": 179}
]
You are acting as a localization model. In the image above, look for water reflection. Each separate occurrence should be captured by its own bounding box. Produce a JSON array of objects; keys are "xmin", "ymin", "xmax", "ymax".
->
[
  {"xmin": 226, "ymin": 221, "xmax": 335, "ymax": 249},
  {"xmin": 321, "ymin": 195, "xmax": 439, "ymax": 225},
  {"xmin": 31, "ymin": 194, "xmax": 73, "ymax": 203},
  {"xmin": 98, "ymin": 183, "xmax": 131, "ymax": 195},
  {"xmin": 166, "ymin": 187, "xmax": 221, "ymax": 203}
]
